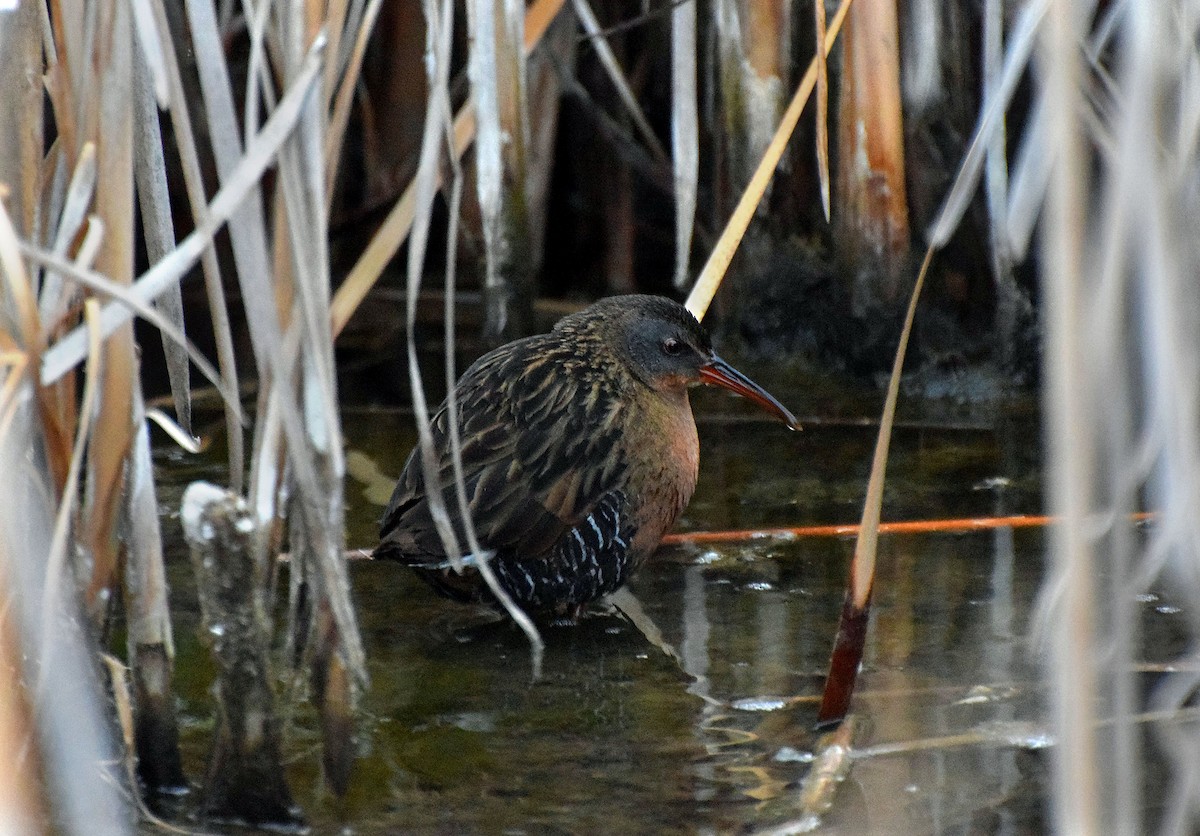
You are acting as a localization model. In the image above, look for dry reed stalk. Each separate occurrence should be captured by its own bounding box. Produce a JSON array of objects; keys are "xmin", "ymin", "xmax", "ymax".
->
[
  {"xmin": 817, "ymin": 247, "xmax": 932, "ymax": 726},
  {"xmin": 406, "ymin": 0, "xmax": 468, "ymax": 573},
  {"xmin": 901, "ymin": 0, "xmax": 943, "ymax": 112},
  {"xmin": 123, "ymin": 390, "xmax": 187, "ymax": 795},
  {"xmin": 471, "ymin": 0, "xmax": 537, "ymax": 342},
  {"xmin": 834, "ymin": 0, "xmax": 909, "ymax": 307},
  {"xmin": 244, "ymin": 0, "xmax": 429, "ymax": 792},
  {"xmin": 0, "ymin": 279, "xmax": 47, "ymax": 823},
  {"xmin": 1040, "ymin": 1, "xmax": 1099, "ymax": 829},
  {"xmin": 44, "ymin": 0, "xmax": 80, "ymax": 159},
  {"xmin": 40, "ymin": 300, "xmax": 101, "ymax": 673},
  {"xmin": 0, "ymin": 0, "xmax": 43, "ymax": 240},
  {"xmin": 193, "ymin": 2, "xmax": 377, "ymax": 794},
  {"xmin": 133, "ymin": 44, "xmax": 192, "ymax": 437},
  {"xmin": 715, "ymin": 0, "xmax": 791, "ymax": 195},
  {"xmin": 0, "ymin": 605, "xmax": 45, "ymax": 834},
  {"xmin": 686, "ymin": 0, "xmax": 853, "ymax": 321},
  {"xmin": 0, "ymin": 202, "xmax": 129, "ymax": 830},
  {"xmin": 81, "ymin": 0, "xmax": 137, "ymax": 627},
  {"xmin": 147, "ymin": 0, "xmax": 244, "ymax": 484},
  {"xmin": 33, "ymin": 144, "xmax": 97, "ymax": 496},
  {"xmin": 671, "ymin": 0, "xmax": 697, "ymax": 289},
  {"xmin": 182, "ymin": 0, "xmax": 271, "ymax": 494},
  {"xmin": 21, "ymin": 0, "xmax": 386, "ymax": 815},
  {"xmin": 814, "ymin": 0, "xmax": 829, "ymax": 221},
  {"xmin": 809, "ymin": 0, "xmax": 1046, "ymax": 737},
  {"xmin": 982, "ymin": 0, "xmax": 1022, "ymax": 365},
  {"xmin": 275, "ymin": 26, "xmax": 367, "ymax": 793},
  {"xmin": 407, "ymin": 0, "xmax": 546, "ymax": 670},
  {"xmin": 927, "ymin": 0, "xmax": 1047, "ymax": 251},
  {"xmin": 1, "ymin": 0, "xmax": 408, "ymax": 820},
  {"xmin": 325, "ymin": 0, "xmax": 384, "ymax": 206},
  {"xmin": 124, "ymin": 48, "xmax": 192, "ymax": 789},
  {"xmin": 1073, "ymin": 5, "xmax": 1200, "ymax": 829},
  {"xmin": 327, "ymin": 0, "xmax": 566, "ymax": 337}
]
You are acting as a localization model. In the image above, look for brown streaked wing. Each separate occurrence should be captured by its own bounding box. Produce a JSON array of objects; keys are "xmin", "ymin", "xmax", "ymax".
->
[{"xmin": 377, "ymin": 334, "xmax": 631, "ymax": 567}]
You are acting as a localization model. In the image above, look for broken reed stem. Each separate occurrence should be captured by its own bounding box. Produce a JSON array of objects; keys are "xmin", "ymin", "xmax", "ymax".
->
[
  {"xmin": 750, "ymin": 719, "xmax": 860, "ymax": 836},
  {"xmin": 182, "ymin": 482, "xmax": 302, "ymax": 829},
  {"xmin": 123, "ymin": 403, "xmax": 187, "ymax": 796},
  {"xmin": 834, "ymin": 0, "xmax": 909, "ymax": 301},
  {"xmin": 795, "ymin": 718, "xmax": 858, "ymax": 823}
]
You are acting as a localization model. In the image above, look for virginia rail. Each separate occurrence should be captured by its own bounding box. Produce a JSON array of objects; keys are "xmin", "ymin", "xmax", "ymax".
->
[{"xmin": 374, "ymin": 295, "xmax": 797, "ymax": 620}]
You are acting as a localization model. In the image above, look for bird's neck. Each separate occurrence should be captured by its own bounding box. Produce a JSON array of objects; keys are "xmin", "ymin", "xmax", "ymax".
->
[{"xmin": 626, "ymin": 388, "xmax": 700, "ymax": 558}]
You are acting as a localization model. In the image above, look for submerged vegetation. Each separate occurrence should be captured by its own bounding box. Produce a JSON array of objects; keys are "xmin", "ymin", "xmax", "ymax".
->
[{"xmin": 0, "ymin": 0, "xmax": 1199, "ymax": 831}]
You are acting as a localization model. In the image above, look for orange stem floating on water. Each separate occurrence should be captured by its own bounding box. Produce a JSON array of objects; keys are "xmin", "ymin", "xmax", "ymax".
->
[
  {"xmin": 339, "ymin": 513, "xmax": 1155, "ymax": 559},
  {"xmin": 662, "ymin": 511, "xmax": 1156, "ymax": 545}
]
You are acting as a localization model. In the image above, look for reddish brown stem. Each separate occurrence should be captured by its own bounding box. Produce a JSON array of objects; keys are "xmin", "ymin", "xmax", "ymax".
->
[{"xmin": 816, "ymin": 586, "xmax": 872, "ymax": 727}]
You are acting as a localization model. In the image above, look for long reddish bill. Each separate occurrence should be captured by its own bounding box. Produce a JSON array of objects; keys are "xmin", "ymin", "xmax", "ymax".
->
[{"xmin": 699, "ymin": 355, "xmax": 799, "ymax": 430}]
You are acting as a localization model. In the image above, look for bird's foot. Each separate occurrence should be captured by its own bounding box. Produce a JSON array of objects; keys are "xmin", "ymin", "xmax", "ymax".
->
[{"xmin": 547, "ymin": 603, "xmax": 590, "ymax": 627}]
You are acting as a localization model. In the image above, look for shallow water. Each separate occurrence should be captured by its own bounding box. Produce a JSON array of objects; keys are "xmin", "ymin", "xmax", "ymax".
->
[{"xmin": 150, "ymin": 373, "xmax": 1189, "ymax": 834}]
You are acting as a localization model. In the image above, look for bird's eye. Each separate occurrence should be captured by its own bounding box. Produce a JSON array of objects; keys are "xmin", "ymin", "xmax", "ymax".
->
[{"xmin": 662, "ymin": 337, "xmax": 683, "ymax": 356}]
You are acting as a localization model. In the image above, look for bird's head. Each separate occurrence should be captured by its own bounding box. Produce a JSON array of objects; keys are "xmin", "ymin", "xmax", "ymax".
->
[{"xmin": 568, "ymin": 295, "xmax": 799, "ymax": 430}]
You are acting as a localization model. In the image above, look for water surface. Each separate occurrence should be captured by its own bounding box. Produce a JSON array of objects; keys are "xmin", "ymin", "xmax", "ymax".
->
[{"xmin": 150, "ymin": 375, "xmax": 1188, "ymax": 833}]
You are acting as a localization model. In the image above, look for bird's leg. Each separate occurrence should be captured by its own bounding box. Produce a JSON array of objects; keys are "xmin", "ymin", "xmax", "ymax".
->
[{"xmin": 548, "ymin": 603, "xmax": 586, "ymax": 627}]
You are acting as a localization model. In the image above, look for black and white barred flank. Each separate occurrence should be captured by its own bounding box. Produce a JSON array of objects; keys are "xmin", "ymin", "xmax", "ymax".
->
[{"xmin": 491, "ymin": 490, "xmax": 633, "ymax": 611}]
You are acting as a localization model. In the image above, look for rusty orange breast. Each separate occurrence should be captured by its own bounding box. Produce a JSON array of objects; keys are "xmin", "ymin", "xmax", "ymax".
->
[{"xmin": 625, "ymin": 388, "xmax": 700, "ymax": 562}]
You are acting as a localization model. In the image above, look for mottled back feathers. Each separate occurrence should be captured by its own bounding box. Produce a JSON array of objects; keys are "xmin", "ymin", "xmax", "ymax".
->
[{"xmin": 373, "ymin": 295, "xmax": 714, "ymax": 614}]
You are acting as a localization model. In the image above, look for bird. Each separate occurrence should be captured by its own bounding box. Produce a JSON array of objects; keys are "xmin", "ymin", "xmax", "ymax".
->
[{"xmin": 373, "ymin": 294, "xmax": 797, "ymax": 621}]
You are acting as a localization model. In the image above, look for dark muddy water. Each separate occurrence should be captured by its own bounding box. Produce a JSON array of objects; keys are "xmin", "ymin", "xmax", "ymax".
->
[{"xmin": 149, "ymin": 370, "xmax": 1189, "ymax": 834}]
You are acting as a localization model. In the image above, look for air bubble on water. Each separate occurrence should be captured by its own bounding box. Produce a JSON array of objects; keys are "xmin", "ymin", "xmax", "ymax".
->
[
  {"xmin": 773, "ymin": 746, "xmax": 813, "ymax": 763},
  {"xmin": 732, "ymin": 696, "xmax": 790, "ymax": 712},
  {"xmin": 973, "ymin": 476, "xmax": 1012, "ymax": 490}
]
